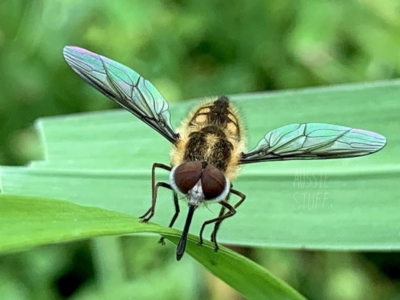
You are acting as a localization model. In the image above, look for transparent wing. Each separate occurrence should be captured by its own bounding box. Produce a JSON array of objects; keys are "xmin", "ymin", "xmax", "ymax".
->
[
  {"xmin": 240, "ymin": 123, "xmax": 386, "ymax": 164},
  {"xmin": 63, "ymin": 46, "xmax": 178, "ymax": 144}
]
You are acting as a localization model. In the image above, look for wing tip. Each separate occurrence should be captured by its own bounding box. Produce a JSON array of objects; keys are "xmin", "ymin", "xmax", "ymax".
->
[
  {"xmin": 63, "ymin": 45, "xmax": 79, "ymax": 56},
  {"xmin": 352, "ymin": 129, "xmax": 387, "ymax": 153},
  {"xmin": 63, "ymin": 46, "xmax": 98, "ymax": 60}
]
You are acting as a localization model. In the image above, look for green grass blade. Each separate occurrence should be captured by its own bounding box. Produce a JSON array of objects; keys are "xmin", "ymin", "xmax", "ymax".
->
[{"xmin": 0, "ymin": 194, "xmax": 305, "ymax": 300}]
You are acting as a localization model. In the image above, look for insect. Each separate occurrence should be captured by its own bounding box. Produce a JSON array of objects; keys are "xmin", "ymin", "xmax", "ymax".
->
[{"xmin": 63, "ymin": 46, "xmax": 387, "ymax": 260}]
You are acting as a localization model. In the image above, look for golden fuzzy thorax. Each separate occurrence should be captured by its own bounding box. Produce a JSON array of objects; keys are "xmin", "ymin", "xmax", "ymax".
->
[{"xmin": 170, "ymin": 97, "xmax": 246, "ymax": 181}]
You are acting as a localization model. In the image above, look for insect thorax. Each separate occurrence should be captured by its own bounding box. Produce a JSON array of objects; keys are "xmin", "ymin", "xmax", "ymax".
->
[{"xmin": 171, "ymin": 96, "xmax": 245, "ymax": 180}]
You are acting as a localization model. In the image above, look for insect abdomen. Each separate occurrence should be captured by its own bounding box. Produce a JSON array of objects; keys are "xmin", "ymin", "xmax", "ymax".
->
[{"xmin": 189, "ymin": 96, "xmax": 241, "ymax": 140}]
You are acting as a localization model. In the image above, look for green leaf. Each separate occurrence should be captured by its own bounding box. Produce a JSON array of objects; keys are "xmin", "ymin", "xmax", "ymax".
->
[
  {"xmin": 1, "ymin": 80, "xmax": 398, "ymax": 250},
  {"xmin": 0, "ymin": 194, "xmax": 305, "ymax": 300}
]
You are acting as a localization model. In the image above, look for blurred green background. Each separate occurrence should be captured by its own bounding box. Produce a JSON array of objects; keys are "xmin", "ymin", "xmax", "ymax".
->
[{"xmin": 1, "ymin": 0, "xmax": 400, "ymax": 299}]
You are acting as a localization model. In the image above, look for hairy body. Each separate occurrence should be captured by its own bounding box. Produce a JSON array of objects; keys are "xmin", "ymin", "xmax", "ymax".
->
[{"xmin": 171, "ymin": 96, "xmax": 245, "ymax": 181}]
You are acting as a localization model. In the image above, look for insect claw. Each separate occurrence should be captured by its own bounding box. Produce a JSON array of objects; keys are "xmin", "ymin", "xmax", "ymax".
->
[
  {"xmin": 139, "ymin": 205, "xmax": 154, "ymax": 219},
  {"xmin": 213, "ymin": 243, "xmax": 219, "ymax": 252},
  {"xmin": 158, "ymin": 237, "xmax": 166, "ymax": 245}
]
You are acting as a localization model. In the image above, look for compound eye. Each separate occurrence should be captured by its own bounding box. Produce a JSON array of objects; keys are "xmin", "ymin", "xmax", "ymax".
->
[
  {"xmin": 171, "ymin": 161, "xmax": 202, "ymax": 194},
  {"xmin": 201, "ymin": 165, "xmax": 228, "ymax": 201}
]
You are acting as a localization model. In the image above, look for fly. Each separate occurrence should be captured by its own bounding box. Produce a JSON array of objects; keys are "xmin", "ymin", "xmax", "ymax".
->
[{"xmin": 63, "ymin": 46, "xmax": 387, "ymax": 260}]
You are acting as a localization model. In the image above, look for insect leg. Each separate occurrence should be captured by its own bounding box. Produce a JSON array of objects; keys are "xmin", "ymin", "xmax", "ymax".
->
[
  {"xmin": 202, "ymin": 188, "xmax": 246, "ymax": 251},
  {"xmin": 198, "ymin": 201, "xmax": 235, "ymax": 251},
  {"xmin": 158, "ymin": 191, "xmax": 179, "ymax": 245},
  {"xmin": 139, "ymin": 163, "xmax": 172, "ymax": 222},
  {"xmin": 210, "ymin": 205, "xmax": 226, "ymax": 243},
  {"xmin": 210, "ymin": 184, "xmax": 232, "ymax": 242},
  {"xmin": 228, "ymin": 188, "xmax": 246, "ymax": 210}
]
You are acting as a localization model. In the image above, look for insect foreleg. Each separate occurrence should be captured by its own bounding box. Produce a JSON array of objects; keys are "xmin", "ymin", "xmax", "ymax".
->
[{"xmin": 139, "ymin": 163, "xmax": 172, "ymax": 222}]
